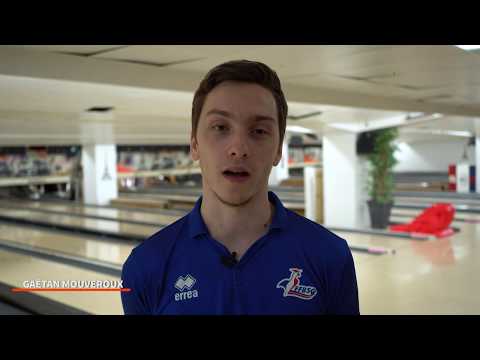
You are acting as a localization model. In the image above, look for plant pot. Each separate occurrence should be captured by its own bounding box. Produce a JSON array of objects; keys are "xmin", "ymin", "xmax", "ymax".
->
[{"xmin": 368, "ymin": 200, "xmax": 393, "ymax": 229}]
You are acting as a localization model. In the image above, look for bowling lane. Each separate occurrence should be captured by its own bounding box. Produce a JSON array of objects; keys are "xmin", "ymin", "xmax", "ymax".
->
[
  {"xmin": 3, "ymin": 223, "xmax": 477, "ymax": 315},
  {"xmin": 395, "ymin": 195, "xmax": 480, "ymax": 206},
  {"xmin": 120, "ymin": 192, "xmax": 305, "ymax": 211},
  {"xmin": 353, "ymin": 221, "xmax": 480, "ymax": 314},
  {"xmin": 395, "ymin": 197, "xmax": 480, "ymax": 212},
  {"xmin": 0, "ymin": 250, "xmax": 123, "ymax": 314},
  {"xmin": 0, "ymin": 222, "xmax": 134, "ymax": 265},
  {"xmin": 0, "ymin": 217, "xmax": 389, "ymax": 269},
  {"xmin": 0, "ymin": 217, "xmax": 387, "ymax": 265},
  {"xmin": 336, "ymin": 231, "xmax": 410, "ymax": 254},
  {"xmin": 0, "ymin": 199, "xmax": 185, "ymax": 227},
  {"xmin": 5, "ymin": 200, "xmax": 466, "ymax": 246},
  {"xmin": 123, "ymin": 192, "xmax": 222, "ymax": 202},
  {"xmin": 0, "ymin": 208, "xmax": 159, "ymax": 238},
  {"xmin": 350, "ymin": 251, "xmax": 381, "ymax": 267},
  {"xmin": 0, "ymin": 300, "xmax": 30, "ymax": 314},
  {"xmin": 123, "ymin": 186, "xmax": 305, "ymax": 202}
]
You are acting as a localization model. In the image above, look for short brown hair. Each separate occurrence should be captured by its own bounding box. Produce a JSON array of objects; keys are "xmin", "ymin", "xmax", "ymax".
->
[{"xmin": 191, "ymin": 60, "xmax": 288, "ymax": 146}]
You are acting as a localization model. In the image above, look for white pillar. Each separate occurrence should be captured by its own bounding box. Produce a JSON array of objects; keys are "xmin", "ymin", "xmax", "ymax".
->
[
  {"xmin": 304, "ymin": 166, "xmax": 322, "ymax": 222},
  {"xmin": 82, "ymin": 144, "xmax": 118, "ymax": 206},
  {"xmin": 323, "ymin": 131, "xmax": 369, "ymax": 229},
  {"xmin": 268, "ymin": 139, "xmax": 289, "ymax": 186},
  {"xmin": 456, "ymin": 162, "xmax": 470, "ymax": 193},
  {"xmin": 476, "ymin": 136, "xmax": 480, "ymax": 194}
]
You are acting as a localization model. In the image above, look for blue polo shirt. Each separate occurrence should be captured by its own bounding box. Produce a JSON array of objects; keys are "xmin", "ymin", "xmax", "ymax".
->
[{"xmin": 121, "ymin": 191, "xmax": 359, "ymax": 315}]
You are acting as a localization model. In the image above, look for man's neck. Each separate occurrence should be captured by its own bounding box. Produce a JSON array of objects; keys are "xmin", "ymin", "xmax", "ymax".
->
[{"xmin": 200, "ymin": 187, "xmax": 274, "ymax": 257}]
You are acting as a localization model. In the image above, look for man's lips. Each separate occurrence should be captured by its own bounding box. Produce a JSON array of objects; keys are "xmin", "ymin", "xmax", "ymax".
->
[
  {"xmin": 222, "ymin": 167, "xmax": 250, "ymax": 176},
  {"xmin": 222, "ymin": 170, "xmax": 250, "ymax": 176},
  {"xmin": 222, "ymin": 168, "xmax": 251, "ymax": 182}
]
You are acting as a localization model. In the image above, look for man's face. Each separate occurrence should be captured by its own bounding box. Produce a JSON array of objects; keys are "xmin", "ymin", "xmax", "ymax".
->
[{"xmin": 191, "ymin": 81, "xmax": 282, "ymax": 206}]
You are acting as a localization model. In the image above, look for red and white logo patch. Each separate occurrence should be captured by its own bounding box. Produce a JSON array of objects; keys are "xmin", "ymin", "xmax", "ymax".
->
[{"xmin": 276, "ymin": 268, "xmax": 317, "ymax": 300}]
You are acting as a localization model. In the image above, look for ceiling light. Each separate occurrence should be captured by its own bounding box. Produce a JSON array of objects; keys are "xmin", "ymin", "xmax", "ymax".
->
[{"xmin": 286, "ymin": 125, "xmax": 315, "ymax": 134}]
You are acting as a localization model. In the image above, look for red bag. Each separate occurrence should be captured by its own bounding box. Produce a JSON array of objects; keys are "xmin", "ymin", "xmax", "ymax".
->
[{"xmin": 390, "ymin": 203, "xmax": 455, "ymax": 237}]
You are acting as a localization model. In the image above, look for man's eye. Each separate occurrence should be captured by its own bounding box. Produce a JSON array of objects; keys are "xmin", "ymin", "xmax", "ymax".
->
[
  {"xmin": 253, "ymin": 129, "xmax": 268, "ymax": 135},
  {"xmin": 212, "ymin": 125, "xmax": 227, "ymax": 131}
]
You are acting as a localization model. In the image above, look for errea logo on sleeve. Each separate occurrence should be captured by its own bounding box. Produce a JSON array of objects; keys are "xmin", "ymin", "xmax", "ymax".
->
[{"xmin": 174, "ymin": 274, "xmax": 199, "ymax": 301}]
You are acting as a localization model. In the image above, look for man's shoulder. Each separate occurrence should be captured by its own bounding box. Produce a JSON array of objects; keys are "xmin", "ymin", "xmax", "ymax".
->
[
  {"xmin": 285, "ymin": 209, "xmax": 350, "ymax": 257},
  {"xmin": 124, "ymin": 214, "xmax": 189, "ymax": 271}
]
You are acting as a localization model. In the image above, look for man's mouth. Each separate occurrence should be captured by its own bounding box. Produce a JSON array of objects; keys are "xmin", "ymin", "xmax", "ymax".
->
[{"xmin": 222, "ymin": 168, "xmax": 251, "ymax": 182}]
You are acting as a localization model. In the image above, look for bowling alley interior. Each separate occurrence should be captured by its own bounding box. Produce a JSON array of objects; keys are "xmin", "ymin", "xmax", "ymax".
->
[{"xmin": 0, "ymin": 45, "xmax": 479, "ymax": 315}]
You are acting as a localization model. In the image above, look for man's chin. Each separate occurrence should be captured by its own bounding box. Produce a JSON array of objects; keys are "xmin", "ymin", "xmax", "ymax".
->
[{"xmin": 213, "ymin": 190, "xmax": 254, "ymax": 207}]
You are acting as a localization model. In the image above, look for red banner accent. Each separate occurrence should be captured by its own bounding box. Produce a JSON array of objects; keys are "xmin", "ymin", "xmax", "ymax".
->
[{"xmin": 448, "ymin": 164, "xmax": 456, "ymax": 191}]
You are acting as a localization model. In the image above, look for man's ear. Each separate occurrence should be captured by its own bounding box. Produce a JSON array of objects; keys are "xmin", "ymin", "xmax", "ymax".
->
[
  {"xmin": 272, "ymin": 143, "xmax": 282, "ymax": 166},
  {"xmin": 190, "ymin": 135, "xmax": 200, "ymax": 161}
]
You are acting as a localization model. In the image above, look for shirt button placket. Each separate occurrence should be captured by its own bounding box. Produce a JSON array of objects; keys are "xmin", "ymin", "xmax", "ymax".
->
[{"xmin": 232, "ymin": 267, "xmax": 243, "ymax": 314}]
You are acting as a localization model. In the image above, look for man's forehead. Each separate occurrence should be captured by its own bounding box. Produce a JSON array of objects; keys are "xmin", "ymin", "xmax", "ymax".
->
[
  {"xmin": 202, "ymin": 83, "xmax": 278, "ymax": 120},
  {"xmin": 206, "ymin": 82, "xmax": 275, "ymax": 104}
]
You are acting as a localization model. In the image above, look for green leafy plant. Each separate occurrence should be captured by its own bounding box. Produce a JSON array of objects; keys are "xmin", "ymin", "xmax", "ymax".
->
[{"xmin": 367, "ymin": 128, "xmax": 399, "ymax": 204}]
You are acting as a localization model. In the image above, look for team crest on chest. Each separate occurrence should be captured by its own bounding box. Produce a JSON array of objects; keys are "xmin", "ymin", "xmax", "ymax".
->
[{"xmin": 276, "ymin": 268, "xmax": 317, "ymax": 300}]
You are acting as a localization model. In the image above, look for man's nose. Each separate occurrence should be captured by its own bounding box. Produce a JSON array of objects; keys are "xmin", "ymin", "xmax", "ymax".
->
[{"xmin": 228, "ymin": 134, "xmax": 250, "ymax": 158}]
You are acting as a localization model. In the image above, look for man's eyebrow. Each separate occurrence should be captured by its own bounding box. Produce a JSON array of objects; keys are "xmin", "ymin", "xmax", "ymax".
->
[
  {"xmin": 253, "ymin": 115, "xmax": 275, "ymax": 123},
  {"xmin": 205, "ymin": 109, "xmax": 276, "ymax": 123},
  {"xmin": 205, "ymin": 109, "xmax": 232, "ymax": 118}
]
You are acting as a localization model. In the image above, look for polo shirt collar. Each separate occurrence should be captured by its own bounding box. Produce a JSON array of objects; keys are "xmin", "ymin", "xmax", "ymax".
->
[{"xmin": 188, "ymin": 190, "xmax": 288, "ymax": 239}]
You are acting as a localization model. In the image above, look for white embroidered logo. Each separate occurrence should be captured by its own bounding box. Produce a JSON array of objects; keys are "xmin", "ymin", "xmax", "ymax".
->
[
  {"xmin": 174, "ymin": 274, "xmax": 199, "ymax": 302},
  {"xmin": 174, "ymin": 274, "xmax": 196, "ymax": 291}
]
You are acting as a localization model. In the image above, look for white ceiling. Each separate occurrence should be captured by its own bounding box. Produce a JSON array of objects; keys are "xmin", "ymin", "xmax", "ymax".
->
[{"xmin": 0, "ymin": 45, "xmax": 479, "ymax": 146}]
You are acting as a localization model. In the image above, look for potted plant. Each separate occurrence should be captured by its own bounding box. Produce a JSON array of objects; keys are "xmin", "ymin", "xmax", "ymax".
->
[{"xmin": 366, "ymin": 127, "xmax": 399, "ymax": 229}]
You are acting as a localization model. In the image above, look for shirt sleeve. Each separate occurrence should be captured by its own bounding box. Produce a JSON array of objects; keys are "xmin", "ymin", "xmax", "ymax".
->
[
  {"xmin": 121, "ymin": 251, "xmax": 150, "ymax": 315},
  {"xmin": 330, "ymin": 246, "xmax": 360, "ymax": 315}
]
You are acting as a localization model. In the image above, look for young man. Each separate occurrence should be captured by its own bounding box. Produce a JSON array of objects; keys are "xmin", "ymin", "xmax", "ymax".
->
[{"xmin": 121, "ymin": 60, "xmax": 359, "ymax": 315}]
